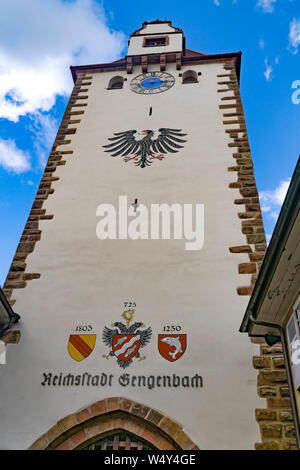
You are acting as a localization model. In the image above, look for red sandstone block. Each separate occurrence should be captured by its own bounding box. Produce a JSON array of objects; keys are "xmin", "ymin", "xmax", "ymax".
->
[
  {"xmin": 229, "ymin": 245, "xmax": 252, "ymax": 253},
  {"xmin": 239, "ymin": 263, "xmax": 256, "ymax": 274},
  {"xmin": 107, "ymin": 397, "xmax": 119, "ymax": 412},
  {"xmin": 255, "ymin": 441, "xmax": 280, "ymax": 450},
  {"xmin": 261, "ymin": 423, "xmax": 282, "ymax": 438},
  {"xmin": 90, "ymin": 399, "xmax": 107, "ymax": 417},
  {"xmin": 237, "ymin": 286, "xmax": 253, "ymax": 295},
  {"xmin": 258, "ymin": 370, "xmax": 287, "ymax": 386},
  {"xmin": 75, "ymin": 407, "xmax": 92, "ymax": 424},
  {"xmin": 70, "ymin": 429, "xmax": 89, "ymax": 448},
  {"xmin": 255, "ymin": 409, "xmax": 277, "ymax": 422},
  {"xmin": 267, "ymin": 398, "xmax": 291, "ymax": 408},
  {"xmin": 253, "ymin": 356, "xmax": 271, "ymax": 369}
]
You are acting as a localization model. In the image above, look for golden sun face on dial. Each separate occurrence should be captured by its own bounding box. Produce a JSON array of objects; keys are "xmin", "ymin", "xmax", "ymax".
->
[{"xmin": 130, "ymin": 72, "xmax": 175, "ymax": 94}]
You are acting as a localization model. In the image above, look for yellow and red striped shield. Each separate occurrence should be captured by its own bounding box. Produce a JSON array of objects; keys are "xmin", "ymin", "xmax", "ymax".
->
[{"xmin": 68, "ymin": 334, "xmax": 96, "ymax": 362}]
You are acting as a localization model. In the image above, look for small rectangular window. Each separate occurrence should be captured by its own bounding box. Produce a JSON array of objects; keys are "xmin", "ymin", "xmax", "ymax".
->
[{"xmin": 144, "ymin": 36, "xmax": 167, "ymax": 47}]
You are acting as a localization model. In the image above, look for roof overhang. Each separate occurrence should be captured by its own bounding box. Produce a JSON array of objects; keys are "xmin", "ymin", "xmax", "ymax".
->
[
  {"xmin": 70, "ymin": 51, "xmax": 241, "ymax": 84},
  {"xmin": 131, "ymin": 19, "xmax": 183, "ymax": 36},
  {"xmin": 240, "ymin": 157, "xmax": 300, "ymax": 336}
]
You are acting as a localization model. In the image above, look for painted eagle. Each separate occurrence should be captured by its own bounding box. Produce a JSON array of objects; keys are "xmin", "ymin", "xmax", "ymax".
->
[
  {"xmin": 102, "ymin": 322, "xmax": 152, "ymax": 369},
  {"xmin": 102, "ymin": 128, "xmax": 187, "ymax": 168}
]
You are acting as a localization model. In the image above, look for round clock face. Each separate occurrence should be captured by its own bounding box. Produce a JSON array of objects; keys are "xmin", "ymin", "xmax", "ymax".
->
[{"xmin": 130, "ymin": 72, "xmax": 175, "ymax": 94}]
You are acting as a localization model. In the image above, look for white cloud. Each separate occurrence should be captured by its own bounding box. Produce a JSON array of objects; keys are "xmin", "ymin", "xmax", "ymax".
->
[
  {"xmin": 213, "ymin": 0, "xmax": 220, "ymax": 5},
  {"xmin": 288, "ymin": 18, "xmax": 300, "ymax": 54},
  {"xmin": 260, "ymin": 179, "xmax": 291, "ymax": 223},
  {"xmin": 264, "ymin": 57, "xmax": 273, "ymax": 81},
  {"xmin": 0, "ymin": 139, "xmax": 30, "ymax": 173},
  {"xmin": 259, "ymin": 39, "xmax": 265, "ymax": 50},
  {"xmin": 257, "ymin": 0, "xmax": 276, "ymax": 13},
  {"xmin": 0, "ymin": 0, "xmax": 126, "ymax": 122},
  {"xmin": 28, "ymin": 112, "xmax": 59, "ymax": 167}
]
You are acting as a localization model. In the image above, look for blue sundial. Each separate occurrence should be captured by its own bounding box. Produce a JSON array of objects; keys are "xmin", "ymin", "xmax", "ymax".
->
[{"xmin": 140, "ymin": 77, "xmax": 163, "ymax": 89}]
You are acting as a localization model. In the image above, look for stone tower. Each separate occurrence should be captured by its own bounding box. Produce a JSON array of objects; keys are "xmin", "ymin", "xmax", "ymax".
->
[{"xmin": 1, "ymin": 20, "xmax": 269, "ymax": 450}]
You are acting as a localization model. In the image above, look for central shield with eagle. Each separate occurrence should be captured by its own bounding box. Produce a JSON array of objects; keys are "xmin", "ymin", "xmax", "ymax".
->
[
  {"xmin": 102, "ymin": 309, "xmax": 152, "ymax": 368},
  {"xmin": 102, "ymin": 128, "xmax": 187, "ymax": 168}
]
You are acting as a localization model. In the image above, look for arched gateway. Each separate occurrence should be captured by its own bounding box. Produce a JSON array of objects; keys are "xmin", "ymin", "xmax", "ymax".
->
[{"xmin": 29, "ymin": 397, "xmax": 199, "ymax": 450}]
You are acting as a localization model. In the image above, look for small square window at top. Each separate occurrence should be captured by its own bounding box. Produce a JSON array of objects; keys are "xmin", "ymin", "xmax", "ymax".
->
[{"xmin": 144, "ymin": 37, "xmax": 166, "ymax": 47}]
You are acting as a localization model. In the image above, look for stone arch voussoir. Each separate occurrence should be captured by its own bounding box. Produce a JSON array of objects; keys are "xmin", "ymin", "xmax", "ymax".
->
[{"xmin": 29, "ymin": 397, "xmax": 199, "ymax": 450}]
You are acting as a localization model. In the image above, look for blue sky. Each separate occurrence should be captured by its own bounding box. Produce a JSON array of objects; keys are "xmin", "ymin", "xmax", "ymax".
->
[{"xmin": 0, "ymin": 0, "xmax": 299, "ymax": 285}]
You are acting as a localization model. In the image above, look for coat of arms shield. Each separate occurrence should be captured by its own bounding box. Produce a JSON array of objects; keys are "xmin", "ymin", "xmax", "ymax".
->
[
  {"xmin": 112, "ymin": 334, "xmax": 141, "ymax": 362},
  {"xmin": 158, "ymin": 334, "xmax": 187, "ymax": 362},
  {"xmin": 102, "ymin": 309, "xmax": 152, "ymax": 368},
  {"xmin": 68, "ymin": 334, "xmax": 96, "ymax": 362}
]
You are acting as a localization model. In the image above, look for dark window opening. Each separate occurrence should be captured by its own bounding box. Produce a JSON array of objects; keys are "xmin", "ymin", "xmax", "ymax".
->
[
  {"xmin": 110, "ymin": 82, "xmax": 123, "ymax": 89},
  {"xmin": 108, "ymin": 76, "xmax": 124, "ymax": 90},
  {"xmin": 144, "ymin": 37, "xmax": 166, "ymax": 47},
  {"xmin": 83, "ymin": 431, "xmax": 157, "ymax": 450},
  {"xmin": 182, "ymin": 76, "xmax": 198, "ymax": 84},
  {"xmin": 182, "ymin": 70, "xmax": 198, "ymax": 84}
]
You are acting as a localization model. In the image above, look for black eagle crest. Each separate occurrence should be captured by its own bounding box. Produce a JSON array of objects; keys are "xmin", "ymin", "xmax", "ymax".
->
[
  {"xmin": 102, "ymin": 321, "xmax": 152, "ymax": 369},
  {"xmin": 102, "ymin": 128, "xmax": 187, "ymax": 168}
]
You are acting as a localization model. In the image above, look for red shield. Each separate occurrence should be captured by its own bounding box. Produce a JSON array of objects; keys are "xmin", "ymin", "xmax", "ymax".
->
[
  {"xmin": 112, "ymin": 334, "xmax": 140, "ymax": 362},
  {"xmin": 158, "ymin": 334, "xmax": 187, "ymax": 362}
]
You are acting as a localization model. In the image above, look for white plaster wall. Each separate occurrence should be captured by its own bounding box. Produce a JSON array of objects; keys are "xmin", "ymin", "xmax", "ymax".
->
[
  {"xmin": 0, "ymin": 61, "xmax": 262, "ymax": 450},
  {"xmin": 128, "ymin": 33, "xmax": 183, "ymax": 56}
]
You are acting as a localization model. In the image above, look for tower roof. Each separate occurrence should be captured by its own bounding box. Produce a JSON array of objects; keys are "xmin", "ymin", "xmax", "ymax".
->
[{"xmin": 131, "ymin": 19, "xmax": 183, "ymax": 36}]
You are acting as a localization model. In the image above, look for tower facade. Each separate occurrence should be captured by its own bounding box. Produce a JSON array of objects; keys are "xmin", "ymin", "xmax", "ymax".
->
[{"xmin": 1, "ymin": 20, "xmax": 270, "ymax": 450}]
